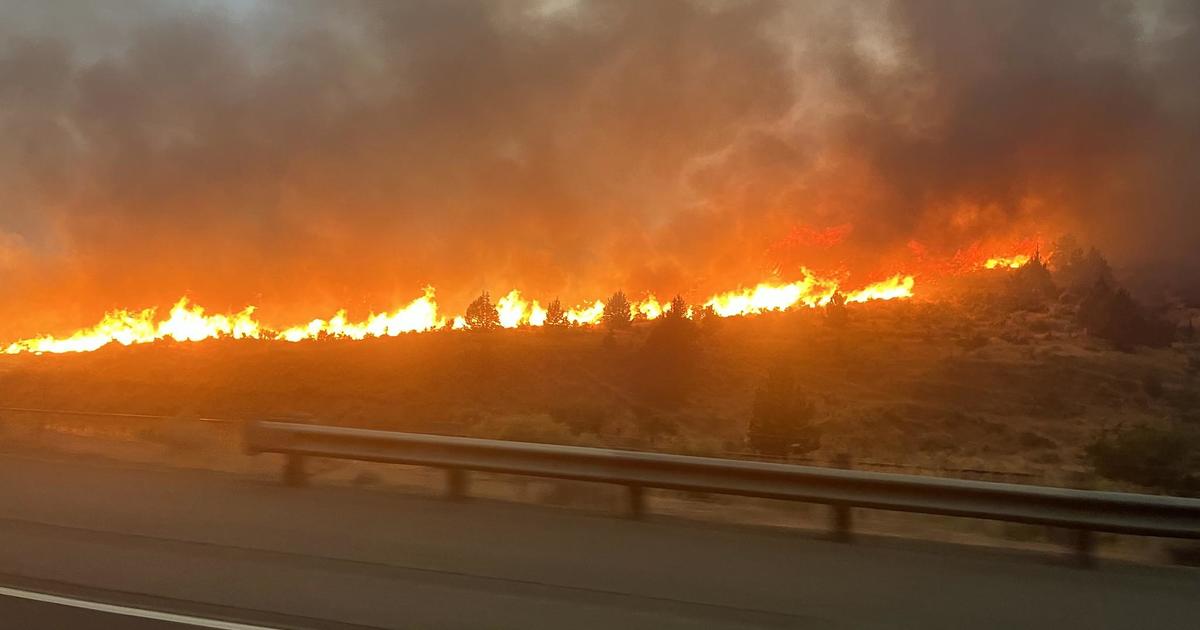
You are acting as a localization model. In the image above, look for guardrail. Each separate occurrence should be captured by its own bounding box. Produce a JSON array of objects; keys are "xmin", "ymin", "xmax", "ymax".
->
[{"xmin": 245, "ymin": 420, "xmax": 1200, "ymax": 565}]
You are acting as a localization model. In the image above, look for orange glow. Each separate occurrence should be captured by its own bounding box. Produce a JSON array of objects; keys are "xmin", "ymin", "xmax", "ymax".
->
[
  {"xmin": 566, "ymin": 300, "xmax": 605, "ymax": 326},
  {"xmin": 2, "ymin": 273, "xmax": 920, "ymax": 354},
  {"xmin": 3, "ymin": 298, "xmax": 259, "ymax": 354},
  {"xmin": 983, "ymin": 254, "xmax": 1031, "ymax": 269},
  {"xmin": 704, "ymin": 270, "xmax": 841, "ymax": 317},
  {"xmin": 496, "ymin": 290, "xmax": 547, "ymax": 328},
  {"xmin": 275, "ymin": 288, "xmax": 443, "ymax": 342},
  {"xmin": 843, "ymin": 274, "xmax": 915, "ymax": 303},
  {"xmin": 633, "ymin": 295, "xmax": 666, "ymax": 320}
]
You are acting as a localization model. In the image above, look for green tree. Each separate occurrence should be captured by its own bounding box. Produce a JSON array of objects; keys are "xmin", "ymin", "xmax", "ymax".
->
[
  {"xmin": 464, "ymin": 291, "xmax": 500, "ymax": 331},
  {"xmin": 545, "ymin": 298, "xmax": 567, "ymax": 328},
  {"xmin": 747, "ymin": 365, "xmax": 821, "ymax": 457},
  {"xmin": 603, "ymin": 291, "xmax": 632, "ymax": 330}
]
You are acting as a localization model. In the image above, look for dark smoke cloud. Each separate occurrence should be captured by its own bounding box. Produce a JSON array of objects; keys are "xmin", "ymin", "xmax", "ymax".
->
[{"xmin": 0, "ymin": 0, "xmax": 1196, "ymax": 336}]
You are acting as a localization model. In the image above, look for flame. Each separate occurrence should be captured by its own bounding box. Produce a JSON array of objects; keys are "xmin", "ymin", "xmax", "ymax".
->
[
  {"xmin": 495, "ymin": 290, "xmax": 547, "ymax": 328},
  {"xmin": 2, "ymin": 273, "xmax": 918, "ymax": 355},
  {"xmin": 983, "ymin": 254, "xmax": 1031, "ymax": 269},
  {"xmin": 704, "ymin": 270, "xmax": 842, "ymax": 317},
  {"xmin": 566, "ymin": 300, "xmax": 605, "ymax": 326},
  {"xmin": 3, "ymin": 298, "xmax": 259, "ymax": 354},
  {"xmin": 843, "ymin": 274, "xmax": 915, "ymax": 303},
  {"xmin": 633, "ymin": 295, "xmax": 666, "ymax": 320},
  {"xmin": 275, "ymin": 288, "xmax": 444, "ymax": 342}
]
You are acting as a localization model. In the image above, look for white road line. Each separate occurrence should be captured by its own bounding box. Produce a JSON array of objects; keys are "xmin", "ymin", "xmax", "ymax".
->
[{"xmin": 0, "ymin": 585, "xmax": 279, "ymax": 629}]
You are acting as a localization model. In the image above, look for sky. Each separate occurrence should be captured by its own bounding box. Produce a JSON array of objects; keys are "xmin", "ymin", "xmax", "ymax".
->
[{"xmin": 0, "ymin": 0, "xmax": 1197, "ymax": 337}]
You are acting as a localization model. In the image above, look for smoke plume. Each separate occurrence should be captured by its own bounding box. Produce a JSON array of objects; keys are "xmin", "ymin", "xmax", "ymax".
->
[{"xmin": 1, "ymin": 0, "xmax": 1197, "ymax": 336}]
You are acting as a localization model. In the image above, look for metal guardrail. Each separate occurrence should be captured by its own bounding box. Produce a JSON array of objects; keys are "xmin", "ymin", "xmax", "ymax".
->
[{"xmin": 245, "ymin": 420, "xmax": 1200, "ymax": 565}]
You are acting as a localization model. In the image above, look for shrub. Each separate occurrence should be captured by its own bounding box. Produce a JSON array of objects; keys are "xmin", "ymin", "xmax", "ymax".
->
[
  {"xmin": 464, "ymin": 292, "xmax": 500, "ymax": 331},
  {"xmin": 746, "ymin": 364, "xmax": 822, "ymax": 457},
  {"xmin": 1077, "ymin": 281, "xmax": 1173, "ymax": 350},
  {"xmin": 1086, "ymin": 424, "xmax": 1200, "ymax": 494}
]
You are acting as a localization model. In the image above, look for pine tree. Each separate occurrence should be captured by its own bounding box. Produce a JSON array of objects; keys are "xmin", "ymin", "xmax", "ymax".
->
[
  {"xmin": 603, "ymin": 291, "xmax": 632, "ymax": 330},
  {"xmin": 747, "ymin": 364, "xmax": 821, "ymax": 457},
  {"xmin": 464, "ymin": 291, "xmax": 500, "ymax": 331},
  {"xmin": 545, "ymin": 298, "xmax": 567, "ymax": 327},
  {"xmin": 664, "ymin": 295, "xmax": 688, "ymax": 322}
]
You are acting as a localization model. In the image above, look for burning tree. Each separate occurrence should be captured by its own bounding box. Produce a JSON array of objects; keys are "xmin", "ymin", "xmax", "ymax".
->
[
  {"xmin": 544, "ymin": 298, "xmax": 567, "ymax": 328},
  {"xmin": 1006, "ymin": 253, "xmax": 1058, "ymax": 310},
  {"xmin": 603, "ymin": 291, "xmax": 632, "ymax": 329},
  {"xmin": 665, "ymin": 294, "xmax": 688, "ymax": 322},
  {"xmin": 464, "ymin": 291, "xmax": 500, "ymax": 331},
  {"xmin": 825, "ymin": 291, "xmax": 848, "ymax": 328},
  {"xmin": 747, "ymin": 365, "xmax": 821, "ymax": 457}
]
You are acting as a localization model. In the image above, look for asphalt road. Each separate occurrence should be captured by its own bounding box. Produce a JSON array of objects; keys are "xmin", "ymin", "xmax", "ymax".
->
[{"xmin": 0, "ymin": 452, "xmax": 1195, "ymax": 629}]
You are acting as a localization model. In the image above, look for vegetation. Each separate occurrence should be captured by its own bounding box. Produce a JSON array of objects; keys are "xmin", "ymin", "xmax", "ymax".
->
[
  {"xmin": 464, "ymin": 291, "xmax": 500, "ymax": 331},
  {"xmin": 1052, "ymin": 235, "xmax": 1115, "ymax": 295},
  {"xmin": 1007, "ymin": 255, "xmax": 1058, "ymax": 311},
  {"xmin": 825, "ymin": 292, "xmax": 848, "ymax": 328},
  {"xmin": 746, "ymin": 364, "xmax": 822, "ymax": 457},
  {"xmin": 545, "ymin": 299, "xmax": 567, "ymax": 328},
  {"xmin": 1087, "ymin": 424, "xmax": 1200, "ymax": 494},
  {"xmin": 2, "ymin": 269, "xmax": 1196, "ymax": 492},
  {"xmin": 632, "ymin": 296, "xmax": 701, "ymax": 422},
  {"xmin": 603, "ymin": 291, "xmax": 632, "ymax": 330},
  {"xmin": 1076, "ymin": 280, "xmax": 1173, "ymax": 350}
]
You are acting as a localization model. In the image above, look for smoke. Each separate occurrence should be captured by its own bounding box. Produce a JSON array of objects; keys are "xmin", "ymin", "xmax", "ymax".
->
[{"xmin": 0, "ymin": 0, "xmax": 1197, "ymax": 336}]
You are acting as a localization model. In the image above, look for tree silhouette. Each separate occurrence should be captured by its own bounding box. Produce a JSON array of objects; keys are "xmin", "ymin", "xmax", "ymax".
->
[
  {"xmin": 825, "ymin": 291, "xmax": 848, "ymax": 328},
  {"xmin": 1052, "ymin": 236, "xmax": 1115, "ymax": 294},
  {"xmin": 1007, "ymin": 253, "xmax": 1058, "ymax": 310},
  {"xmin": 1077, "ymin": 280, "xmax": 1172, "ymax": 350},
  {"xmin": 545, "ymin": 298, "xmax": 567, "ymax": 328},
  {"xmin": 747, "ymin": 364, "xmax": 821, "ymax": 457},
  {"xmin": 664, "ymin": 295, "xmax": 688, "ymax": 322},
  {"xmin": 634, "ymin": 298, "xmax": 698, "ymax": 399},
  {"xmin": 603, "ymin": 291, "xmax": 632, "ymax": 330},
  {"xmin": 464, "ymin": 291, "xmax": 500, "ymax": 331}
]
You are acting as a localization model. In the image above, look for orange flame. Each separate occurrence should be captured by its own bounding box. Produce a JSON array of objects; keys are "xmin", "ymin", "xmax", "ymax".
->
[
  {"xmin": 983, "ymin": 254, "xmax": 1031, "ymax": 270},
  {"xmin": 3, "ymin": 298, "xmax": 259, "ymax": 354},
  {"xmin": 275, "ymin": 288, "xmax": 443, "ymax": 342},
  {"xmin": 2, "ymin": 272, "xmax": 918, "ymax": 354}
]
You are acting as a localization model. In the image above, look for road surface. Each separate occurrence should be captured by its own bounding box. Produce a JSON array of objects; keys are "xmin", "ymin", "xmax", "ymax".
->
[{"xmin": 0, "ymin": 451, "xmax": 1195, "ymax": 629}]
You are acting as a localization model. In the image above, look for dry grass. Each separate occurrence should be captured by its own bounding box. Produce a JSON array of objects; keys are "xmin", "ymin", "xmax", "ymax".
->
[{"xmin": 0, "ymin": 297, "xmax": 1196, "ymax": 491}]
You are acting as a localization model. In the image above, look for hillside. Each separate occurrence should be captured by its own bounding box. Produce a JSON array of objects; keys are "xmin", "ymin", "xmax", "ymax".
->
[{"xmin": 2, "ymin": 294, "xmax": 1196, "ymax": 492}]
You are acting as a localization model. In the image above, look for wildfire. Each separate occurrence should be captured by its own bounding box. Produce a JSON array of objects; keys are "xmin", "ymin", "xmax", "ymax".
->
[
  {"xmin": 274, "ymin": 288, "xmax": 443, "ymax": 342},
  {"xmin": 1, "ymin": 271, "xmax": 921, "ymax": 355},
  {"xmin": 2, "ymin": 298, "xmax": 260, "ymax": 355},
  {"xmin": 704, "ymin": 270, "xmax": 842, "ymax": 317},
  {"xmin": 983, "ymin": 254, "xmax": 1031, "ymax": 269}
]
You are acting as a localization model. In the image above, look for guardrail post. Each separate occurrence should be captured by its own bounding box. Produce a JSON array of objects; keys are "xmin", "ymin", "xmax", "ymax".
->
[
  {"xmin": 283, "ymin": 454, "xmax": 306, "ymax": 487},
  {"xmin": 830, "ymin": 453, "xmax": 854, "ymax": 542},
  {"xmin": 1072, "ymin": 529, "xmax": 1095, "ymax": 568},
  {"xmin": 627, "ymin": 484, "xmax": 645, "ymax": 520},
  {"xmin": 445, "ymin": 468, "xmax": 468, "ymax": 500}
]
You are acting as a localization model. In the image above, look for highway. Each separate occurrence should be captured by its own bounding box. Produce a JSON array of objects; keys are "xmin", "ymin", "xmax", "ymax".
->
[{"xmin": 0, "ymin": 452, "xmax": 1195, "ymax": 629}]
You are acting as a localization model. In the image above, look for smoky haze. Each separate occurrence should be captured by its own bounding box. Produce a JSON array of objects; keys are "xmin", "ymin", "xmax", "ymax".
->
[{"xmin": 0, "ymin": 0, "xmax": 1197, "ymax": 337}]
